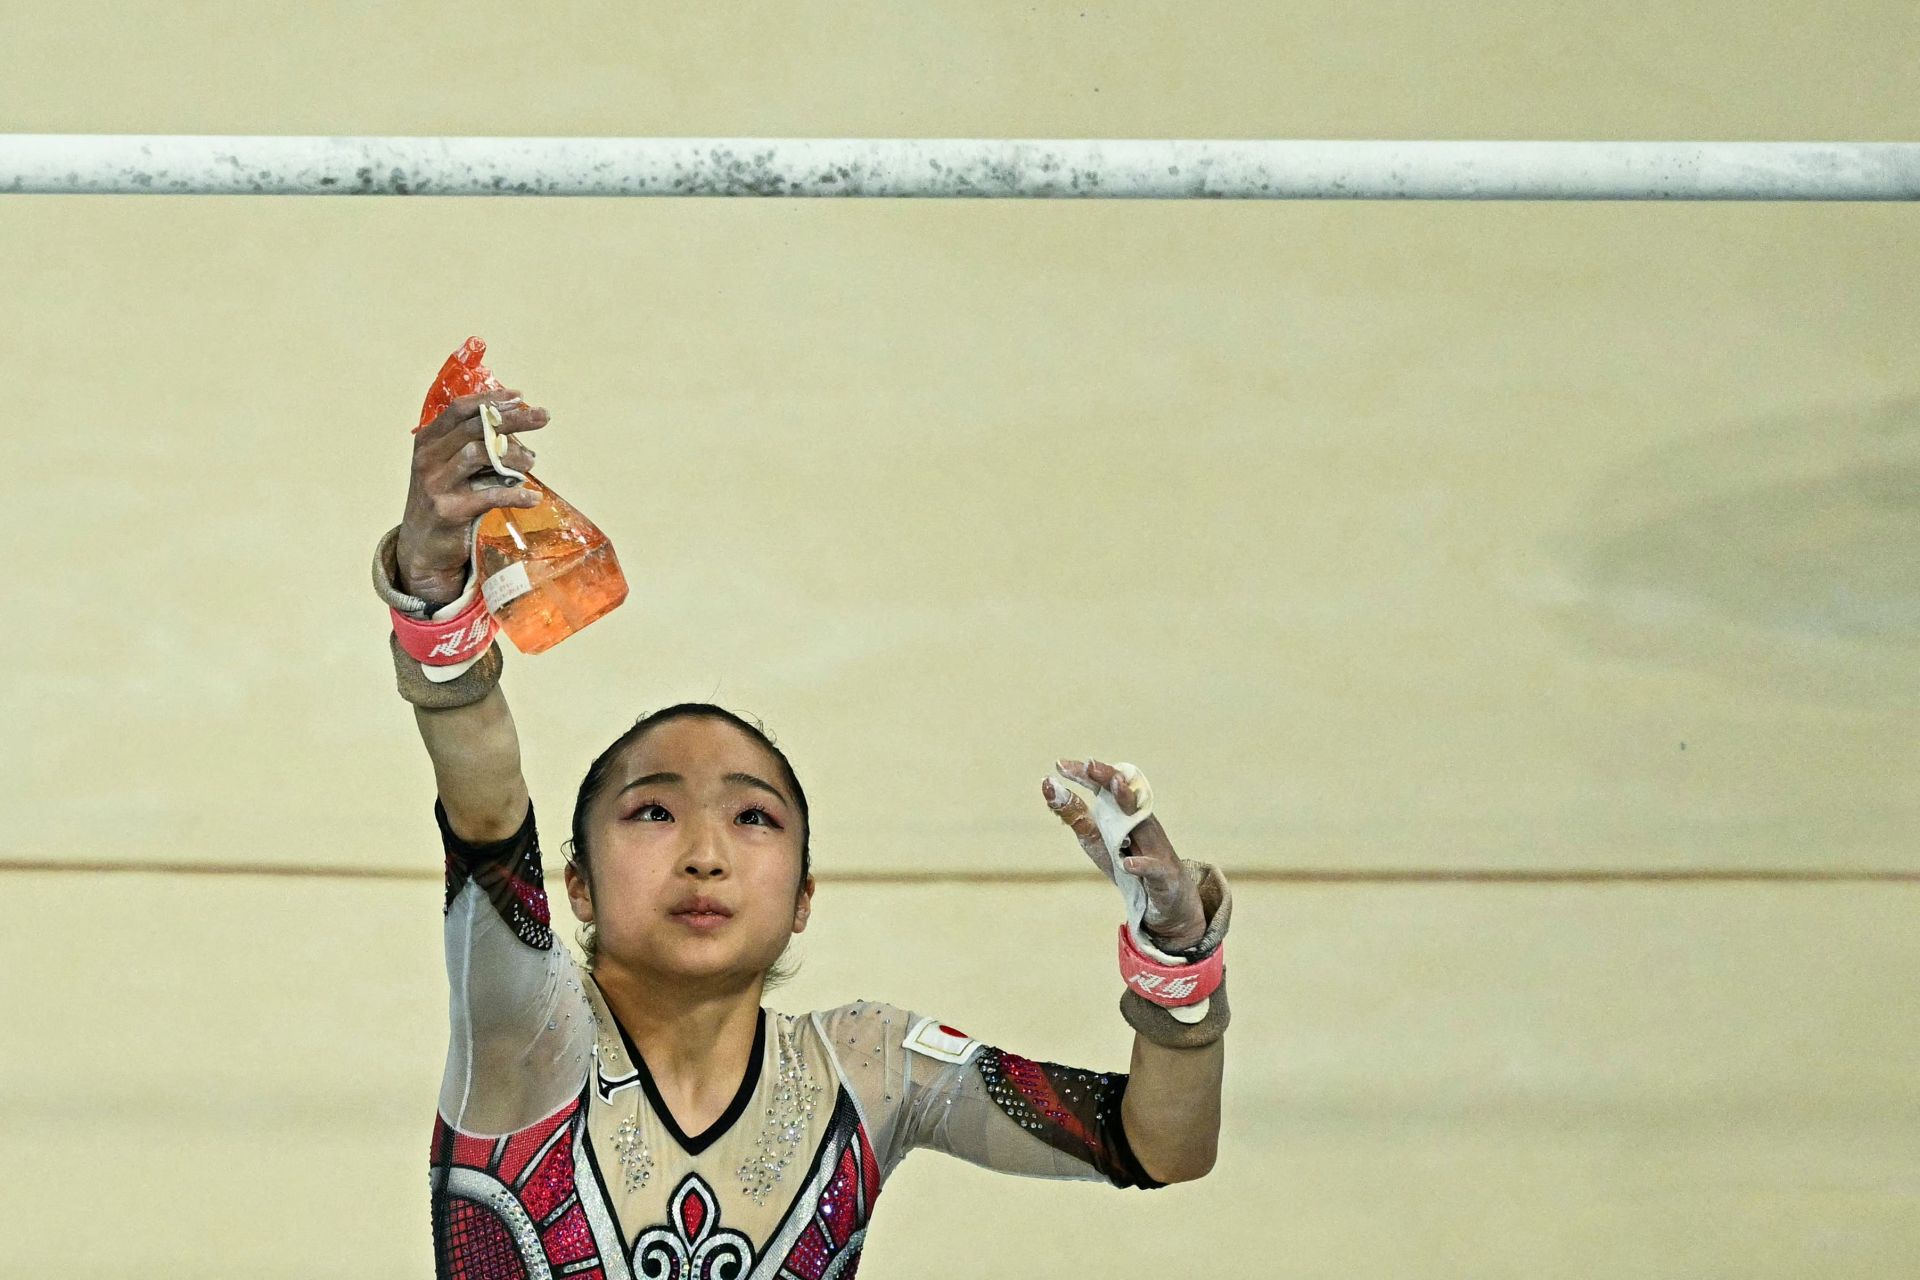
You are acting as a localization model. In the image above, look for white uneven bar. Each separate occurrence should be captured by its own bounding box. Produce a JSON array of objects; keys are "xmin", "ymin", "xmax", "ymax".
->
[{"xmin": 3, "ymin": 135, "xmax": 1918, "ymax": 200}]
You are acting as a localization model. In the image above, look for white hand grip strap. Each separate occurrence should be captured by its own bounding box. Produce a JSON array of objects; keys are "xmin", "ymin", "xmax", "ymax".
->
[
  {"xmin": 1056, "ymin": 762, "xmax": 1189, "ymax": 967},
  {"xmin": 478, "ymin": 401, "xmax": 528, "ymax": 484},
  {"xmin": 1055, "ymin": 762, "xmax": 1223, "ymax": 1026}
]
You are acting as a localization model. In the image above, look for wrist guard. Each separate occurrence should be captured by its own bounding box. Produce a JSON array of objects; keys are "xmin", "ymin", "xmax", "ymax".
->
[
  {"xmin": 1120, "ymin": 863, "xmax": 1230, "ymax": 1007},
  {"xmin": 373, "ymin": 524, "xmax": 504, "ymax": 709},
  {"xmin": 1119, "ymin": 860, "xmax": 1232, "ymax": 1044}
]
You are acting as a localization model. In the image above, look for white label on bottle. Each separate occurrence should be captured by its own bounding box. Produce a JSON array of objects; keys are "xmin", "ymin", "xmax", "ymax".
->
[{"xmin": 482, "ymin": 562, "xmax": 533, "ymax": 612}]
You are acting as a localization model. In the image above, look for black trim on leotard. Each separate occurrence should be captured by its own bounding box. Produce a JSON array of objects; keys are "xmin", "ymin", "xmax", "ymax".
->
[{"xmin": 615, "ymin": 1007, "xmax": 768, "ymax": 1155}]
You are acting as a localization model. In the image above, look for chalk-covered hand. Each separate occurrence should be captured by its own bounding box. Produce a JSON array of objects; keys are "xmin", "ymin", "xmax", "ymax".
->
[
  {"xmin": 397, "ymin": 388, "xmax": 546, "ymax": 606},
  {"xmin": 1042, "ymin": 759, "xmax": 1207, "ymax": 953}
]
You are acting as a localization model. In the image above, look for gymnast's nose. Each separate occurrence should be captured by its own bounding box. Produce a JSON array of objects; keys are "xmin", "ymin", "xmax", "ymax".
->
[{"xmin": 681, "ymin": 822, "xmax": 730, "ymax": 879}]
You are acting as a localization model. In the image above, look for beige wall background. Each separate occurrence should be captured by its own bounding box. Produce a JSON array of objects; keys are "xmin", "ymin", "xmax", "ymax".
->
[{"xmin": 2, "ymin": 2, "xmax": 1916, "ymax": 1276}]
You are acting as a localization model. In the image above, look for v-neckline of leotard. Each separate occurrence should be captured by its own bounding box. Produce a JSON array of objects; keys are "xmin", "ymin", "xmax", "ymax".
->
[{"xmin": 613, "ymin": 1007, "xmax": 767, "ymax": 1156}]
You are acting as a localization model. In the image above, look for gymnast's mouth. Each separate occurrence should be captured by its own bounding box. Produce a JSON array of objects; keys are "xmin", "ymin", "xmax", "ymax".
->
[{"xmin": 669, "ymin": 896, "xmax": 734, "ymax": 928}]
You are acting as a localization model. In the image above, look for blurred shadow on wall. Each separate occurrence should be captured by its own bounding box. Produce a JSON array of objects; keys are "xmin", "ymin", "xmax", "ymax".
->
[{"xmin": 1530, "ymin": 395, "xmax": 1920, "ymax": 709}]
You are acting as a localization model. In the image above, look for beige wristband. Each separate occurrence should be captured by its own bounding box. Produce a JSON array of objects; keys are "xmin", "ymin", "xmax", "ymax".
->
[
  {"xmin": 1121, "ymin": 979, "xmax": 1231, "ymax": 1048},
  {"xmin": 389, "ymin": 631, "xmax": 504, "ymax": 710}
]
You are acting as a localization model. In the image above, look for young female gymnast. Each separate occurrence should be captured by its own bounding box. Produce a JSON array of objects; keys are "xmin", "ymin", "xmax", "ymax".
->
[{"xmin": 373, "ymin": 386, "xmax": 1232, "ymax": 1278}]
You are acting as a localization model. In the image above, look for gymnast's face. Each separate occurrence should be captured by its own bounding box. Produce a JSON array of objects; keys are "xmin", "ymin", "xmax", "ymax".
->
[{"xmin": 567, "ymin": 716, "xmax": 812, "ymax": 987}]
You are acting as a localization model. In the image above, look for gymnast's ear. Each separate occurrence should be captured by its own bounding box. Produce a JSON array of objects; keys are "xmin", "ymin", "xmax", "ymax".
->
[
  {"xmin": 564, "ymin": 859, "xmax": 595, "ymax": 922},
  {"xmin": 791, "ymin": 874, "xmax": 815, "ymax": 934}
]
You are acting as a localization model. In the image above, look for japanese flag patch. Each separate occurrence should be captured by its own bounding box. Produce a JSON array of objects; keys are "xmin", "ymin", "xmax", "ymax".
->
[{"xmin": 904, "ymin": 1016, "xmax": 982, "ymax": 1065}]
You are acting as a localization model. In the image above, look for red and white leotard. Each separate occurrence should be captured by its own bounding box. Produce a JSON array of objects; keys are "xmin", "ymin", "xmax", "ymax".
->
[{"xmin": 429, "ymin": 797, "xmax": 1164, "ymax": 1280}]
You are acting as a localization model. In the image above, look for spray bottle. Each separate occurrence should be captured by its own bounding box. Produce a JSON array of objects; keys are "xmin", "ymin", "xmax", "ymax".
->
[{"xmin": 414, "ymin": 337, "xmax": 629, "ymax": 654}]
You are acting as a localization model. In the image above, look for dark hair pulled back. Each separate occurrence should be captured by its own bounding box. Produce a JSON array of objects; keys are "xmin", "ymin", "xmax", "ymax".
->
[{"xmin": 564, "ymin": 703, "xmax": 811, "ymax": 969}]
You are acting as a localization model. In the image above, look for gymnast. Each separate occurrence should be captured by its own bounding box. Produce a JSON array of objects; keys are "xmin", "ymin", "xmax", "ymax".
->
[{"xmin": 373, "ymin": 385, "xmax": 1231, "ymax": 1277}]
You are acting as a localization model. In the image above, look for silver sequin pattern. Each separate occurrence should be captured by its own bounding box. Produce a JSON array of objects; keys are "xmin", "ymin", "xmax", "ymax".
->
[
  {"xmin": 736, "ymin": 1014, "xmax": 822, "ymax": 1204},
  {"xmin": 613, "ymin": 1114, "xmax": 654, "ymax": 1193},
  {"xmin": 599, "ymin": 1033, "xmax": 654, "ymax": 1194}
]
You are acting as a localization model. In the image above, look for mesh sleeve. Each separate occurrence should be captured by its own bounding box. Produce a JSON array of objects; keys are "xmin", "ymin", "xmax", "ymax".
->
[
  {"xmin": 435, "ymin": 796, "xmax": 593, "ymax": 1136},
  {"xmin": 817, "ymin": 1002, "xmax": 1164, "ymax": 1191}
]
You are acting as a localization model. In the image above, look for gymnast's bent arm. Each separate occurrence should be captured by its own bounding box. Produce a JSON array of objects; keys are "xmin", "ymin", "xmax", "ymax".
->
[
  {"xmin": 1045, "ymin": 758, "xmax": 1228, "ymax": 1184},
  {"xmin": 1118, "ymin": 1024, "xmax": 1224, "ymax": 1181},
  {"xmin": 859, "ymin": 761, "xmax": 1229, "ymax": 1188}
]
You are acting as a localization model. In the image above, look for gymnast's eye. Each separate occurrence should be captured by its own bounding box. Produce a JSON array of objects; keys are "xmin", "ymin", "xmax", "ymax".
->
[
  {"xmin": 629, "ymin": 802, "xmax": 671, "ymax": 822},
  {"xmin": 738, "ymin": 807, "xmax": 780, "ymax": 828}
]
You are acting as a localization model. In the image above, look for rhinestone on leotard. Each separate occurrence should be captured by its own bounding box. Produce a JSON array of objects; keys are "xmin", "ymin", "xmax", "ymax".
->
[
  {"xmin": 613, "ymin": 1114, "xmax": 653, "ymax": 1193},
  {"xmin": 736, "ymin": 1014, "xmax": 821, "ymax": 1204}
]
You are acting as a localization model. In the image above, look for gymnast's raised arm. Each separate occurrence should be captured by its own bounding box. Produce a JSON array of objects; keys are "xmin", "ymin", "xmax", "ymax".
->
[
  {"xmin": 375, "ymin": 387, "xmax": 592, "ymax": 1137},
  {"xmin": 393, "ymin": 387, "xmax": 547, "ymax": 840}
]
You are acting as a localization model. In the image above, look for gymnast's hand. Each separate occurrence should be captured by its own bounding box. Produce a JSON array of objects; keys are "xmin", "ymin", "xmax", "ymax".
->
[
  {"xmin": 1043, "ymin": 760, "xmax": 1207, "ymax": 952},
  {"xmin": 396, "ymin": 388, "xmax": 548, "ymax": 603}
]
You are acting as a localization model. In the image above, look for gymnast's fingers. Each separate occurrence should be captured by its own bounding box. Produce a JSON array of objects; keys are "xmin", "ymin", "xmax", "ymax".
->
[
  {"xmin": 1119, "ymin": 852, "xmax": 1185, "ymax": 896},
  {"xmin": 1042, "ymin": 776, "xmax": 1117, "ymax": 878},
  {"xmin": 1117, "ymin": 811, "xmax": 1178, "ymax": 863},
  {"xmin": 414, "ymin": 388, "xmax": 514, "ymax": 446},
  {"xmin": 1055, "ymin": 758, "xmax": 1138, "ymax": 816},
  {"xmin": 417, "ymin": 390, "xmax": 550, "ymax": 471},
  {"xmin": 432, "ymin": 478, "xmax": 546, "ymax": 524},
  {"xmin": 429, "ymin": 434, "xmax": 540, "ymax": 493}
]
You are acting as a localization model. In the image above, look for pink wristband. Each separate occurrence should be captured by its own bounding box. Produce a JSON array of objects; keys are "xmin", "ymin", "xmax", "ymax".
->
[
  {"xmin": 390, "ymin": 590, "xmax": 498, "ymax": 667},
  {"xmin": 1117, "ymin": 923, "xmax": 1225, "ymax": 1008}
]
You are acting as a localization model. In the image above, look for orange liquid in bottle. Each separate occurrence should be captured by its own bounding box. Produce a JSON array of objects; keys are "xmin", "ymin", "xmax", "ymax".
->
[{"xmin": 476, "ymin": 477, "xmax": 629, "ymax": 655}]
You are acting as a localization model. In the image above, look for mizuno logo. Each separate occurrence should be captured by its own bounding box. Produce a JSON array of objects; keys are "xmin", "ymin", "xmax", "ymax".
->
[
  {"xmin": 595, "ymin": 1056, "xmax": 640, "ymax": 1103},
  {"xmin": 426, "ymin": 618, "xmax": 491, "ymax": 659},
  {"xmin": 1129, "ymin": 974, "xmax": 1200, "ymax": 1000}
]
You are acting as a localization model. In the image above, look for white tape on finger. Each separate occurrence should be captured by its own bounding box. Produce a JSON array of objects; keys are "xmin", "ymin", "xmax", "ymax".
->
[{"xmin": 1088, "ymin": 761, "xmax": 1153, "ymax": 860}]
